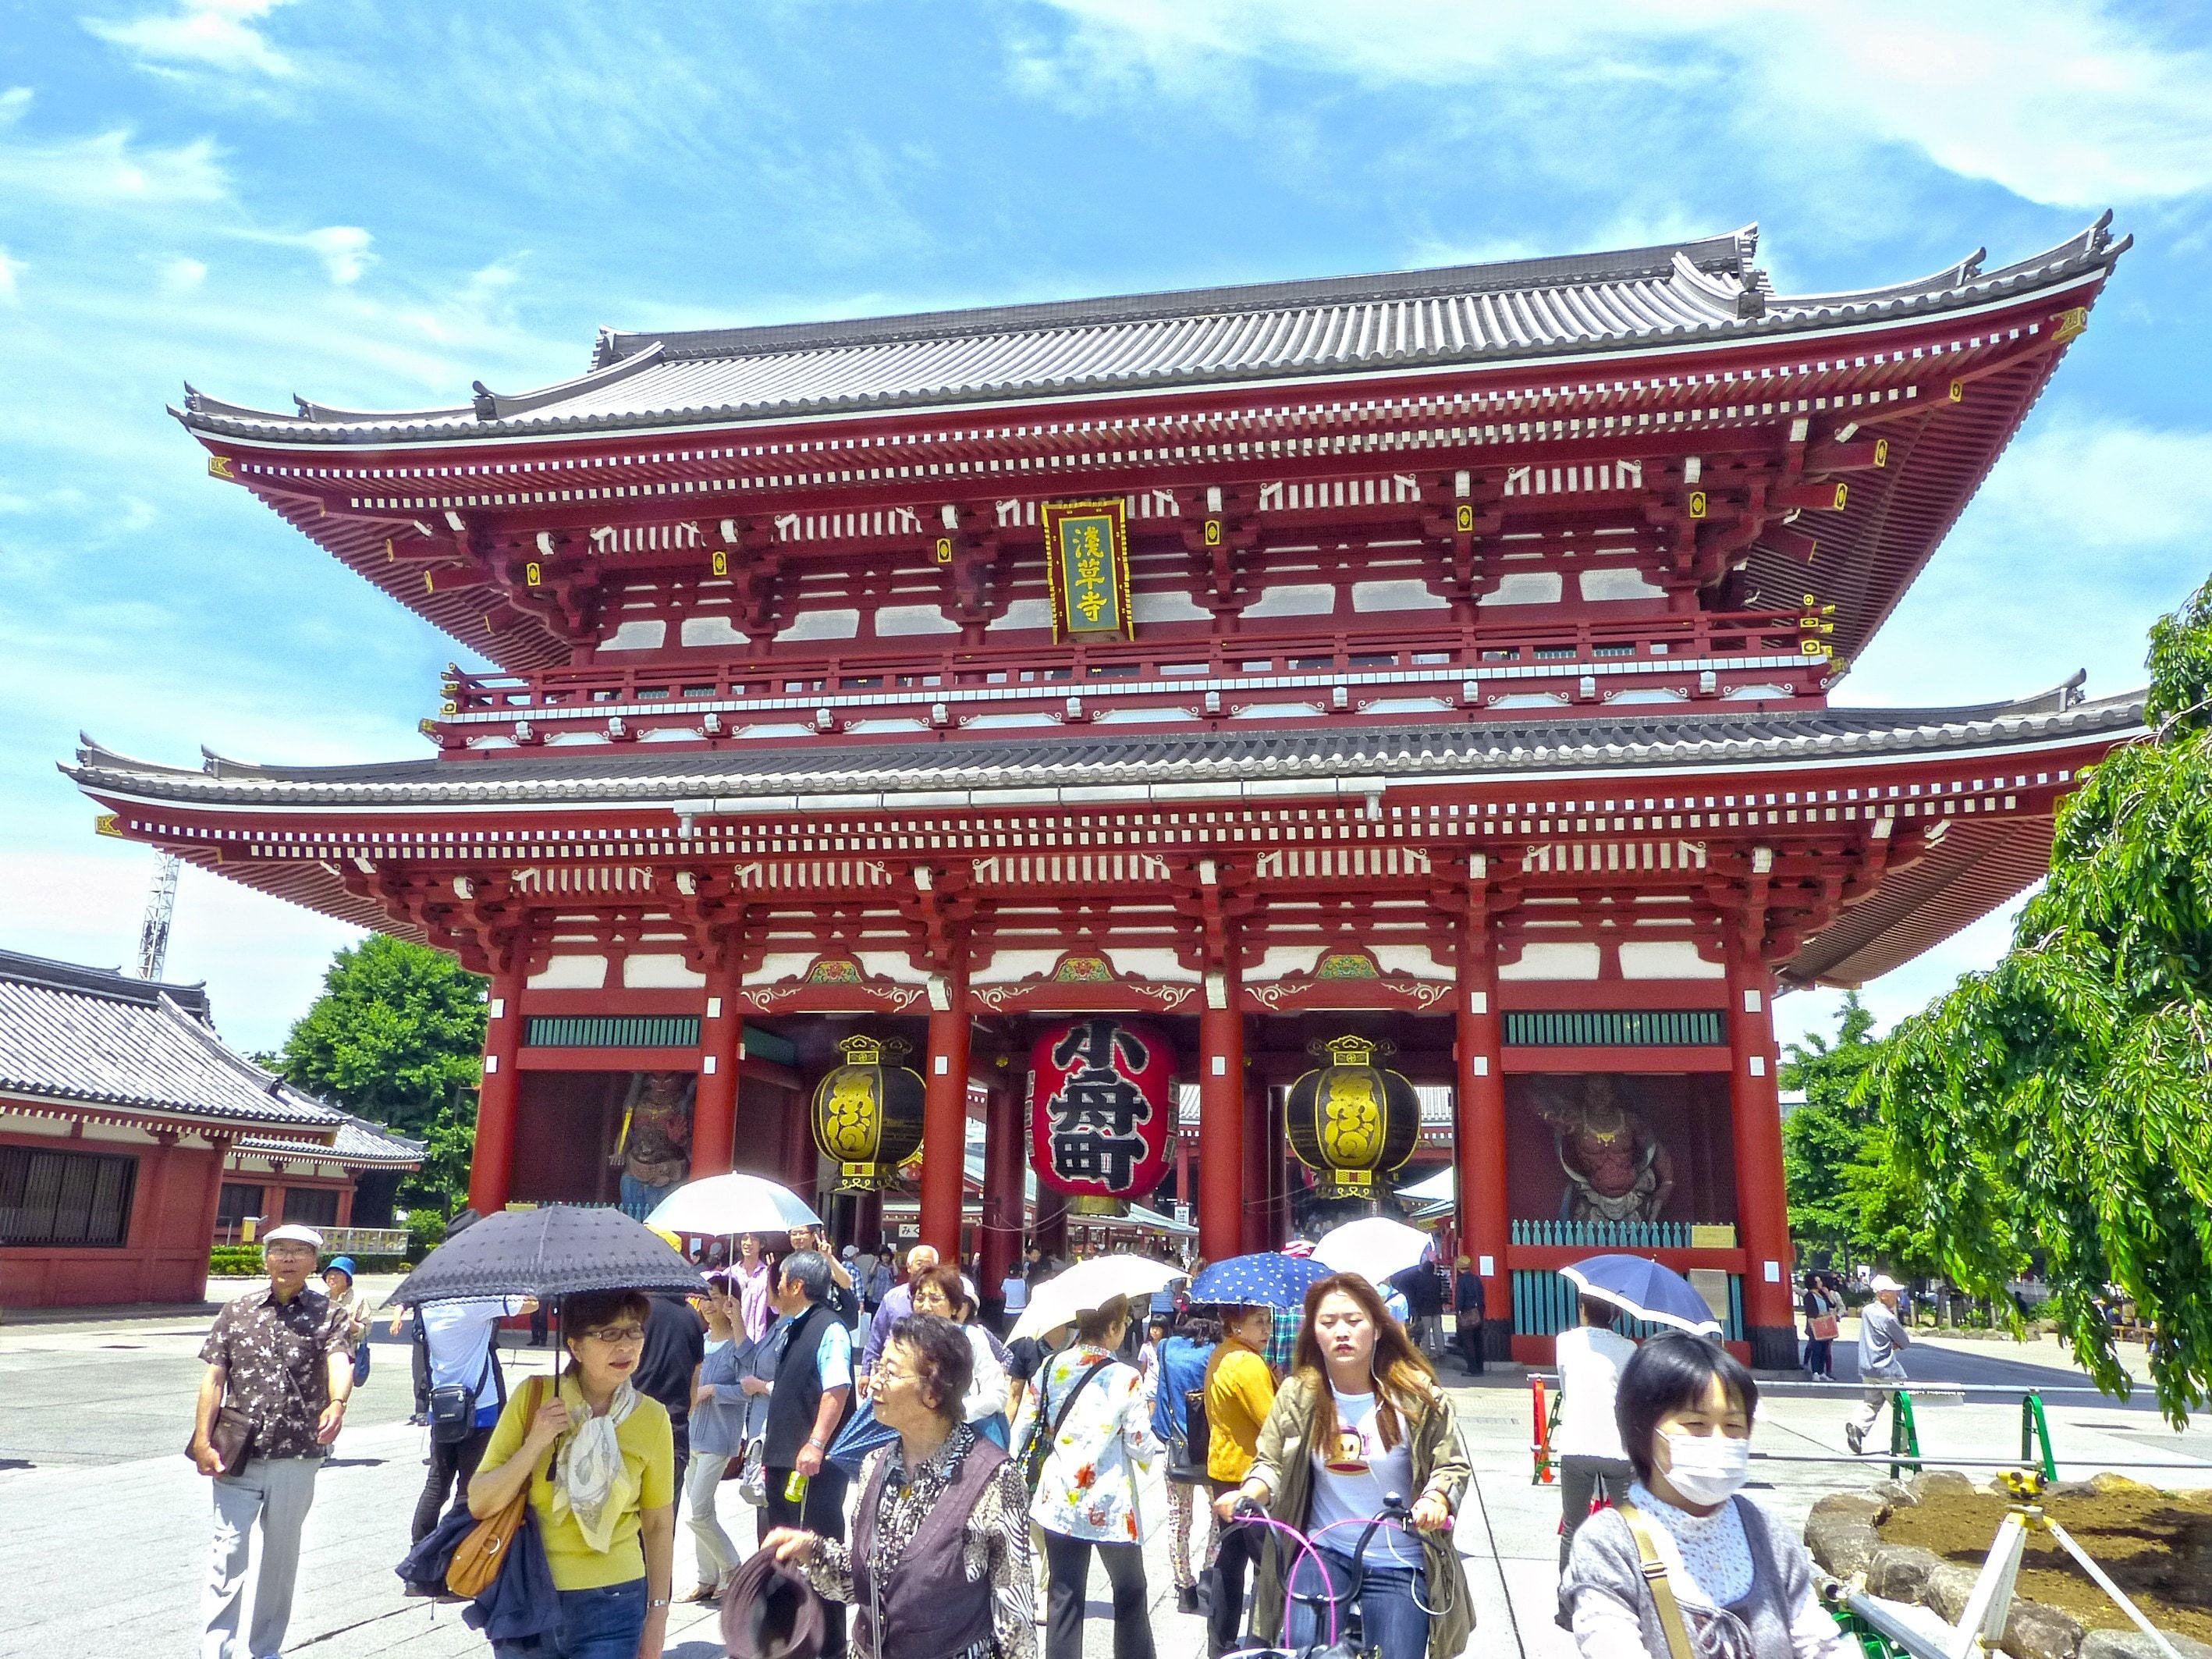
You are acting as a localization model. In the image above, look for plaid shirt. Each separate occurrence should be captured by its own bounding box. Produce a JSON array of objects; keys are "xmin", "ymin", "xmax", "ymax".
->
[{"xmin": 1266, "ymin": 1306, "xmax": 1299, "ymax": 1375}]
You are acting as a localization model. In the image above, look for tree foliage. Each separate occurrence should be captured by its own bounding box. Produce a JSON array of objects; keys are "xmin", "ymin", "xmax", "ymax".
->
[
  {"xmin": 278, "ymin": 936, "xmax": 487, "ymax": 1217},
  {"xmin": 1862, "ymin": 574, "xmax": 2212, "ymax": 1421},
  {"xmin": 1781, "ymin": 994, "xmax": 1941, "ymax": 1274}
]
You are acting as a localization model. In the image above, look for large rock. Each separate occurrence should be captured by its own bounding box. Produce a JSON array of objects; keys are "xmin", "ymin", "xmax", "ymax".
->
[
  {"xmin": 1806, "ymin": 1493, "xmax": 1885, "ymax": 1578},
  {"xmin": 2001, "ymin": 1600, "xmax": 2085, "ymax": 1659},
  {"xmin": 1867, "ymin": 1544, "xmax": 1944, "ymax": 1604},
  {"xmin": 1915, "ymin": 1469, "xmax": 1979, "ymax": 1502},
  {"xmin": 1926, "ymin": 1564, "xmax": 1983, "ymax": 1625},
  {"xmin": 1871, "ymin": 1479, "xmax": 1923, "ymax": 1509},
  {"xmin": 2081, "ymin": 1631, "xmax": 2212, "ymax": 1659}
]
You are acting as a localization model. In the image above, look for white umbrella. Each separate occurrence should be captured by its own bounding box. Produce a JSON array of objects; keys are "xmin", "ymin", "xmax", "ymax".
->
[
  {"xmin": 1312, "ymin": 1217, "xmax": 1432, "ymax": 1287},
  {"xmin": 1007, "ymin": 1253, "xmax": 1183, "ymax": 1344},
  {"xmin": 644, "ymin": 1171, "xmax": 821, "ymax": 1237}
]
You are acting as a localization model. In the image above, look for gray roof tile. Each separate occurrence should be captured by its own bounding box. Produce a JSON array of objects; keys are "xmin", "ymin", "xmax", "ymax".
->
[
  {"xmin": 176, "ymin": 219, "xmax": 2125, "ymax": 445},
  {"xmin": 0, "ymin": 948, "xmax": 346, "ymax": 1130},
  {"xmin": 66, "ymin": 689, "xmax": 2147, "ymax": 814}
]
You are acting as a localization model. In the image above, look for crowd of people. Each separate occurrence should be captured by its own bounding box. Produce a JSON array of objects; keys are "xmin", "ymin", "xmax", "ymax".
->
[{"xmin": 188, "ymin": 1221, "xmax": 1872, "ymax": 1659}]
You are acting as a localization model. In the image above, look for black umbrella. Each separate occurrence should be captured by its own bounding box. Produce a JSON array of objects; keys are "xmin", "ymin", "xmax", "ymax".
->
[{"xmin": 387, "ymin": 1206, "xmax": 705, "ymax": 1305}]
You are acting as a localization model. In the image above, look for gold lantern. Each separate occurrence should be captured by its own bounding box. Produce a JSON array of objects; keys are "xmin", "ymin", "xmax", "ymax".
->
[
  {"xmin": 1284, "ymin": 1035, "xmax": 1420, "ymax": 1199},
  {"xmin": 811, "ymin": 1034, "xmax": 925, "ymax": 1192}
]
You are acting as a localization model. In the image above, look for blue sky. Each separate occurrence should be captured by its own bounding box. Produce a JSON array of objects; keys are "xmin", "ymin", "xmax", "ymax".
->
[{"xmin": 3, "ymin": 0, "xmax": 2210, "ymax": 1057}]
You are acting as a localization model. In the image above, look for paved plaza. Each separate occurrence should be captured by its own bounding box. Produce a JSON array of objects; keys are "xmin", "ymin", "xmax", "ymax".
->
[{"xmin": 4, "ymin": 1284, "xmax": 2207, "ymax": 1659}]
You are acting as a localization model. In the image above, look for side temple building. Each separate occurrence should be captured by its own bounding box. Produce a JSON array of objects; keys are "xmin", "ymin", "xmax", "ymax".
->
[{"xmin": 69, "ymin": 218, "xmax": 2138, "ymax": 1362}]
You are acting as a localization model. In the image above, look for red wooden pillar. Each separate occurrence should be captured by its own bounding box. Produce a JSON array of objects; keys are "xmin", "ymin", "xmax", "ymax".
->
[
  {"xmin": 469, "ymin": 946, "xmax": 528, "ymax": 1216},
  {"xmin": 919, "ymin": 964, "xmax": 973, "ymax": 1256},
  {"xmin": 692, "ymin": 950, "xmax": 743, "ymax": 1178},
  {"xmin": 780, "ymin": 1087, "xmax": 816, "ymax": 1195},
  {"xmin": 1198, "ymin": 967, "xmax": 1245, "ymax": 1264},
  {"xmin": 1035, "ymin": 1188, "xmax": 1068, "ymax": 1261},
  {"xmin": 190, "ymin": 1135, "xmax": 231, "ymax": 1298},
  {"xmin": 979, "ymin": 1076, "xmax": 1024, "ymax": 1306},
  {"xmin": 1454, "ymin": 907, "xmax": 1511, "ymax": 1359},
  {"xmin": 1726, "ymin": 929, "xmax": 1798, "ymax": 1369},
  {"xmin": 337, "ymin": 1181, "xmax": 356, "ymax": 1227},
  {"xmin": 1240, "ymin": 1067, "xmax": 1269, "ymax": 1254},
  {"xmin": 133, "ymin": 1133, "xmax": 176, "ymax": 1300}
]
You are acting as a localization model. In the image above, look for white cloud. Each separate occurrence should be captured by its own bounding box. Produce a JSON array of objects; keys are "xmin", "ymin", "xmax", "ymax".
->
[
  {"xmin": 1017, "ymin": 0, "xmax": 2212, "ymax": 208},
  {"xmin": 298, "ymin": 224, "xmax": 372, "ymax": 284},
  {"xmin": 0, "ymin": 247, "xmax": 21, "ymax": 304},
  {"xmin": 159, "ymin": 254, "xmax": 208, "ymax": 293},
  {"xmin": 0, "ymin": 121, "xmax": 230, "ymax": 208},
  {"xmin": 83, "ymin": 0, "xmax": 296, "ymax": 80}
]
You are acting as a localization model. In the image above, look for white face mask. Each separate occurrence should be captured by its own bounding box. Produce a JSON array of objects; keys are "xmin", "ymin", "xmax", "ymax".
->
[{"xmin": 1659, "ymin": 1429, "xmax": 1751, "ymax": 1505}]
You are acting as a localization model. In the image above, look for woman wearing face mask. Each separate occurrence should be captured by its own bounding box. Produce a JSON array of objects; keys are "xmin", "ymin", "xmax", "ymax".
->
[
  {"xmin": 1560, "ymin": 1333, "xmax": 1848, "ymax": 1659},
  {"xmin": 1216, "ymin": 1274, "xmax": 1472, "ymax": 1659}
]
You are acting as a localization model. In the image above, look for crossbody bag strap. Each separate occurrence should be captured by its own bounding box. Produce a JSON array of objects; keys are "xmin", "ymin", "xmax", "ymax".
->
[
  {"xmin": 1049, "ymin": 1356, "xmax": 1116, "ymax": 1439},
  {"xmin": 1614, "ymin": 1503, "xmax": 1697, "ymax": 1659}
]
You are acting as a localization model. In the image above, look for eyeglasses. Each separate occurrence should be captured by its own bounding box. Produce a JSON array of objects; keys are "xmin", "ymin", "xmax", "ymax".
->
[{"xmin": 579, "ymin": 1323, "xmax": 647, "ymax": 1344}]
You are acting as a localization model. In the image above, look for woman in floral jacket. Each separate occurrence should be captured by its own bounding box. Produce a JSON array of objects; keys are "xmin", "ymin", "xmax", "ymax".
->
[{"xmin": 1007, "ymin": 1294, "xmax": 1159, "ymax": 1659}]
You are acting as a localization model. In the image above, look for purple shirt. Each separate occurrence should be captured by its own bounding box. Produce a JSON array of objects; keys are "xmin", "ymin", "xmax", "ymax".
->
[{"xmin": 860, "ymin": 1281, "xmax": 916, "ymax": 1375}]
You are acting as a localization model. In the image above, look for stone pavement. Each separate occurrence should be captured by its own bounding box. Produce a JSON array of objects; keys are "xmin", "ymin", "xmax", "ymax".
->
[{"xmin": 4, "ymin": 1291, "xmax": 2207, "ymax": 1659}]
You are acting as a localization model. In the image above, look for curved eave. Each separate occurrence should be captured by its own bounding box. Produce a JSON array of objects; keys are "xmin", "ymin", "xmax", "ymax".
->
[
  {"xmin": 63, "ymin": 695, "xmax": 2146, "ymax": 816},
  {"xmin": 172, "ymin": 222, "xmax": 2125, "ymax": 447}
]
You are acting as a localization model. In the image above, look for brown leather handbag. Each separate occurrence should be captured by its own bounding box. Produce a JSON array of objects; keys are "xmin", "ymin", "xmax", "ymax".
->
[
  {"xmin": 187, "ymin": 1404, "xmax": 256, "ymax": 1476},
  {"xmin": 446, "ymin": 1377, "xmax": 549, "ymax": 1599}
]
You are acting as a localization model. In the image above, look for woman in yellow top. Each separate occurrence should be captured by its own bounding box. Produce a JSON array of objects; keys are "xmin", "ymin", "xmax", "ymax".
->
[
  {"xmin": 1199, "ymin": 1304, "xmax": 1276, "ymax": 1657},
  {"xmin": 470, "ymin": 1287, "xmax": 677, "ymax": 1659}
]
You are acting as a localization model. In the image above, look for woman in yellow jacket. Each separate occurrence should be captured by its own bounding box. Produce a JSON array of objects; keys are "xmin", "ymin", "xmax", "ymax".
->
[{"xmin": 1200, "ymin": 1304, "xmax": 1276, "ymax": 1657}]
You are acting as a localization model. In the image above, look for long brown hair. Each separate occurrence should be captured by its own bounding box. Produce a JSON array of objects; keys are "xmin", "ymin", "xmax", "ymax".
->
[{"xmin": 1290, "ymin": 1272, "xmax": 1436, "ymax": 1453}]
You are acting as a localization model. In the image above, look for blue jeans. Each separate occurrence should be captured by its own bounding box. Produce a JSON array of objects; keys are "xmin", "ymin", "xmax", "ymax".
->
[
  {"xmin": 1286, "ymin": 1546, "xmax": 1430, "ymax": 1659},
  {"xmin": 497, "ymin": 1579, "xmax": 647, "ymax": 1658}
]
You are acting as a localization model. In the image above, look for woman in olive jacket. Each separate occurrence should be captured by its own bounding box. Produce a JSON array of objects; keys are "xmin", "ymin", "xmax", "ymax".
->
[{"xmin": 1216, "ymin": 1273, "xmax": 1475, "ymax": 1659}]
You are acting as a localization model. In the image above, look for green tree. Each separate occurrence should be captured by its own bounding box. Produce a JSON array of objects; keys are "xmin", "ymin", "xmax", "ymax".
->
[
  {"xmin": 1781, "ymin": 993, "xmax": 1940, "ymax": 1275},
  {"xmin": 279, "ymin": 936, "xmax": 487, "ymax": 1217},
  {"xmin": 1862, "ymin": 573, "xmax": 2212, "ymax": 1421}
]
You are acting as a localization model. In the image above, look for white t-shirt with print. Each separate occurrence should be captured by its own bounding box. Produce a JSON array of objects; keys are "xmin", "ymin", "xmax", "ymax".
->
[{"xmin": 1305, "ymin": 1385, "xmax": 1423, "ymax": 1568}]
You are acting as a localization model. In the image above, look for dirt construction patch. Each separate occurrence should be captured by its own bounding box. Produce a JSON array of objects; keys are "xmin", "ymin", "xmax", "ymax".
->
[{"xmin": 1876, "ymin": 1480, "xmax": 2212, "ymax": 1644}]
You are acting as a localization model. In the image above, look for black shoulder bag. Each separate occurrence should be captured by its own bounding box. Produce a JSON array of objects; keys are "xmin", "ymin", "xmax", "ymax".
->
[{"xmin": 429, "ymin": 1344, "xmax": 504, "ymax": 1445}]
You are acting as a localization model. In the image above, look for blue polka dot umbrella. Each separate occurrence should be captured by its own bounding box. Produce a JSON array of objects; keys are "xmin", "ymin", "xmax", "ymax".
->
[
  {"xmin": 1190, "ymin": 1252, "xmax": 1333, "ymax": 1310},
  {"xmin": 1562, "ymin": 1254, "xmax": 1723, "ymax": 1336}
]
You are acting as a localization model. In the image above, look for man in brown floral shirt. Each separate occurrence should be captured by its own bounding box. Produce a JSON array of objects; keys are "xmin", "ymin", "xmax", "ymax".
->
[{"xmin": 190, "ymin": 1224, "xmax": 354, "ymax": 1659}]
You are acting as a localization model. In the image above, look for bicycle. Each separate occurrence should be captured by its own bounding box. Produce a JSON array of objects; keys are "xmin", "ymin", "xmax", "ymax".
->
[{"xmin": 1218, "ymin": 1490, "xmax": 1454, "ymax": 1659}]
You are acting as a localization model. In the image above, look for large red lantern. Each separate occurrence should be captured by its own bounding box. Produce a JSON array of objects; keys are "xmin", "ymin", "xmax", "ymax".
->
[{"xmin": 1028, "ymin": 1018, "xmax": 1175, "ymax": 1210}]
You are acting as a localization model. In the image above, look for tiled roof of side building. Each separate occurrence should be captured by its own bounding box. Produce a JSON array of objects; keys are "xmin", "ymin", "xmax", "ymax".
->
[
  {"xmin": 239, "ymin": 1112, "xmax": 424, "ymax": 1167},
  {"xmin": 0, "ymin": 947, "xmax": 341, "ymax": 1130},
  {"xmin": 173, "ymin": 218, "xmax": 2125, "ymax": 444},
  {"xmin": 66, "ymin": 687, "xmax": 2146, "ymax": 812}
]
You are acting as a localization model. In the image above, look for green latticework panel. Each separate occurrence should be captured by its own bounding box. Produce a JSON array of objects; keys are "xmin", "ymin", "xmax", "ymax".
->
[
  {"xmin": 1504, "ymin": 1010, "xmax": 1725, "ymax": 1047},
  {"xmin": 524, "ymin": 1015, "xmax": 702, "ymax": 1048}
]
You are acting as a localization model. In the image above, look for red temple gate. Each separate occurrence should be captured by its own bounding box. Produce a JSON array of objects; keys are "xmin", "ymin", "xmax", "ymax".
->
[{"xmin": 73, "ymin": 218, "xmax": 2141, "ymax": 1363}]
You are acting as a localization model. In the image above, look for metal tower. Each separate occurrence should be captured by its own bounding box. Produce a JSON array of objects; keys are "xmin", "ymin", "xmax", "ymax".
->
[{"xmin": 137, "ymin": 852, "xmax": 181, "ymax": 981}]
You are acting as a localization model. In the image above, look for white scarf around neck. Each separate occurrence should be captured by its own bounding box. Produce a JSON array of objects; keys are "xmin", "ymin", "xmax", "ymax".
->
[{"xmin": 552, "ymin": 1371, "xmax": 641, "ymax": 1551}]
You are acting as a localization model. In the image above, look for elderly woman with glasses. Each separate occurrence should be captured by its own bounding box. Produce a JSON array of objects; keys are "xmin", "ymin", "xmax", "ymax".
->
[
  {"xmin": 765, "ymin": 1311, "xmax": 1035, "ymax": 1659},
  {"xmin": 909, "ymin": 1264, "xmax": 1013, "ymax": 1446},
  {"xmin": 469, "ymin": 1288, "xmax": 678, "ymax": 1659}
]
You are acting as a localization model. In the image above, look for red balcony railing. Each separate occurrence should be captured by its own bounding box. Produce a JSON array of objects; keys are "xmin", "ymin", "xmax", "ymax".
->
[{"xmin": 424, "ymin": 607, "xmax": 1830, "ymax": 753}]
